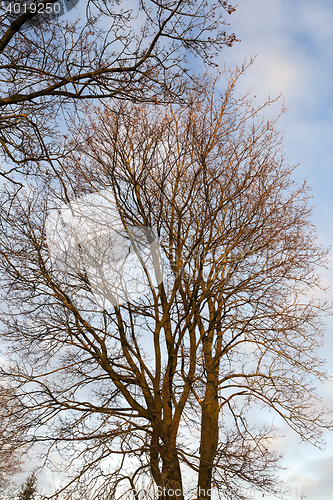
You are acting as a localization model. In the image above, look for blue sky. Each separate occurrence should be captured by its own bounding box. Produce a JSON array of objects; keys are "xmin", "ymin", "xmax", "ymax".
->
[
  {"xmin": 221, "ymin": 0, "xmax": 333, "ymax": 241},
  {"xmin": 219, "ymin": 1, "xmax": 333, "ymax": 498}
]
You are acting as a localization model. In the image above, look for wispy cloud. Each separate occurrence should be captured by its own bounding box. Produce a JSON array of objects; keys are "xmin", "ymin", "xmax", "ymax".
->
[{"xmin": 217, "ymin": 1, "xmax": 333, "ymax": 492}]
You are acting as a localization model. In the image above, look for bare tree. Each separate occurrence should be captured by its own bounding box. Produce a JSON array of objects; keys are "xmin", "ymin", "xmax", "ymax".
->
[
  {"xmin": 0, "ymin": 385, "xmax": 24, "ymax": 496},
  {"xmin": 0, "ymin": 69, "xmax": 331, "ymax": 500},
  {"xmin": 17, "ymin": 471, "xmax": 38, "ymax": 500},
  {"xmin": 0, "ymin": 0, "xmax": 237, "ymax": 182}
]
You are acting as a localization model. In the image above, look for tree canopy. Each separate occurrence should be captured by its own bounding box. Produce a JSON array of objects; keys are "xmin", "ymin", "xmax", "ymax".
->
[
  {"xmin": 0, "ymin": 0, "xmax": 237, "ymax": 181},
  {"xmin": 0, "ymin": 69, "xmax": 331, "ymax": 500}
]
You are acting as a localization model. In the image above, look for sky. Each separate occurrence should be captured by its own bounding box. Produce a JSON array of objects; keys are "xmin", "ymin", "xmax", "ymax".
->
[
  {"xmin": 218, "ymin": 1, "xmax": 333, "ymax": 499},
  {"xmin": 221, "ymin": 0, "xmax": 333, "ymax": 243},
  {"xmin": 2, "ymin": 0, "xmax": 333, "ymax": 498}
]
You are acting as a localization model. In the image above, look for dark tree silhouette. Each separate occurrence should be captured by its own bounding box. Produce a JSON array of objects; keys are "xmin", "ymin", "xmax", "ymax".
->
[{"xmin": 17, "ymin": 471, "xmax": 38, "ymax": 500}]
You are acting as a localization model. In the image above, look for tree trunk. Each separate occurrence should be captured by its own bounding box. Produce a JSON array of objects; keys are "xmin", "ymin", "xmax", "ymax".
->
[
  {"xmin": 160, "ymin": 441, "xmax": 184, "ymax": 500},
  {"xmin": 197, "ymin": 369, "xmax": 219, "ymax": 499}
]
